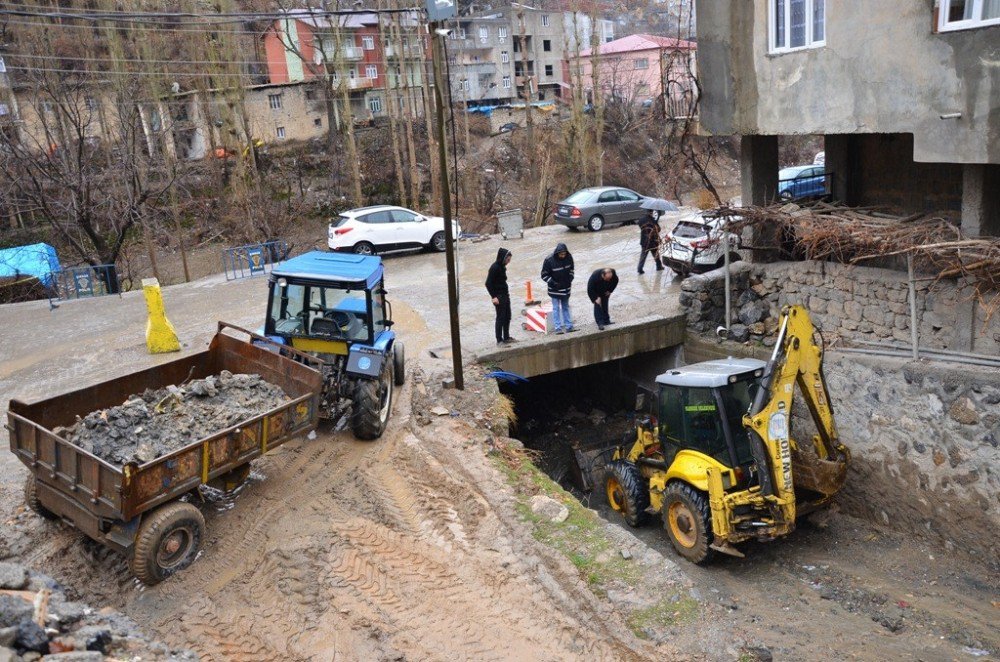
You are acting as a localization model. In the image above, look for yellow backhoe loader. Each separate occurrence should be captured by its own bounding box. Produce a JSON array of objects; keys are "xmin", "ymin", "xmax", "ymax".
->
[{"xmin": 605, "ymin": 305, "xmax": 850, "ymax": 562}]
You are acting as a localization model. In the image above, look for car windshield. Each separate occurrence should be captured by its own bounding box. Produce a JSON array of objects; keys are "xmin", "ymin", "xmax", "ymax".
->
[
  {"xmin": 672, "ymin": 220, "xmax": 709, "ymax": 239},
  {"xmin": 563, "ymin": 190, "xmax": 594, "ymax": 204},
  {"xmin": 269, "ymin": 282, "xmax": 371, "ymax": 342}
]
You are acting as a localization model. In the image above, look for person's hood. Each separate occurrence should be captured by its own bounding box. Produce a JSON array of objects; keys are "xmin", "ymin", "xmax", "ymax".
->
[
  {"xmin": 496, "ymin": 247, "xmax": 511, "ymax": 264},
  {"xmin": 552, "ymin": 242, "xmax": 570, "ymax": 258}
]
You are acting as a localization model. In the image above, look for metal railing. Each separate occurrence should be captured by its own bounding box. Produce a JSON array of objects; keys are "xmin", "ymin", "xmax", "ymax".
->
[
  {"xmin": 222, "ymin": 241, "xmax": 289, "ymax": 281},
  {"xmin": 51, "ymin": 264, "xmax": 120, "ymax": 299}
]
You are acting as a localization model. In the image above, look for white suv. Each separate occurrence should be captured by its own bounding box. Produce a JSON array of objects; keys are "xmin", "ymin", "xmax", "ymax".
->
[
  {"xmin": 328, "ymin": 205, "xmax": 461, "ymax": 255},
  {"xmin": 661, "ymin": 213, "xmax": 742, "ymax": 276}
]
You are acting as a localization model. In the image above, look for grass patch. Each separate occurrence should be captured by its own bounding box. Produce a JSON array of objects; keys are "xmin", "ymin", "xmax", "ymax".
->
[{"xmin": 626, "ymin": 595, "xmax": 699, "ymax": 639}]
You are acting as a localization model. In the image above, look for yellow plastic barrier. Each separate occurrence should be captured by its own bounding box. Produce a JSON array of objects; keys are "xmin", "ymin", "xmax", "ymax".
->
[{"xmin": 142, "ymin": 278, "xmax": 181, "ymax": 354}]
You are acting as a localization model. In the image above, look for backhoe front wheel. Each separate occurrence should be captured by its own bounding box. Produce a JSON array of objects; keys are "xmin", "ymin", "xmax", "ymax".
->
[
  {"xmin": 604, "ymin": 461, "xmax": 650, "ymax": 527},
  {"xmin": 351, "ymin": 359, "xmax": 393, "ymax": 440},
  {"xmin": 131, "ymin": 501, "xmax": 205, "ymax": 586},
  {"xmin": 662, "ymin": 482, "xmax": 715, "ymax": 564}
]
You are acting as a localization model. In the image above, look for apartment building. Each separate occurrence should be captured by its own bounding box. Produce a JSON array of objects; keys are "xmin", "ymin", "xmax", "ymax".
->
[
  {"xmin": 696, "ymin": 0, "xmax": 999, "ymax": 237},
  {"xmin": 447, "ymin": 15, "xmax": 515, "ymax": 106}
]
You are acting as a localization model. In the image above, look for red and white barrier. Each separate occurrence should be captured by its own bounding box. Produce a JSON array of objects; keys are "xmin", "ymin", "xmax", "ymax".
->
[{"xmin": 523, "ymin": 305, "xmax": 551, "ymax": 334}]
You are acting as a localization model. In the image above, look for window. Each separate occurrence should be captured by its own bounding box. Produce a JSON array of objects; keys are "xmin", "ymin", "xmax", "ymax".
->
[
  {"xmin": 498, "ymin": 27, "xmax": 507, "ymax": 42},
  {"xmin": 502, "ymin": 75, "xmax": 511, "ymax": 89},
  {"xmin": 501, "ymin": 50, "xmax": 510, "ymax": 64},
  {"xmin": 479, "ymin": 26, "xmax": 489, "ymax": 42},
  {"xmin": 543, "ymin": 39, "xmax": 551, "ymax": 52},
  {"xmin": 366, "ymin": 65, "xmax": 378, "ymax": 79},
  {"xmin": 769, "ymin": 0, "xmax": 825, "ymax": 53},
  {"xmin": 544, "ymin": 64, "xmax": 553, "ymax": 77},
  {"xmin": 276, "ymin": 126, "xmax": 286, "ymax": 139},
  {"xmin": 597, "ymin": 190, "xmax": 618, "ymax": 203},
  {"xmin": 268, "ymin": 94, "xmax": 283, "ymax": 109},
  {"xmin": 617, "ymin": 189, "xmax": 640, "ymax": 202},
  {"xmin": 369, "ymin": 96, "xmax": 383, "ymax": 113},
  {"xmin": 390, "ymin": 209, "xmax": 419, "ymax": 223},
  {"xmin": 461, "ymin": 79, "xmax": 470, "ymax": 91},
  {"xmin": 362, "ymin": 35, "xmax": 375, "ymax": 50},
  {"xmin": 541, "ymin": 14, "xmax": 550, "ymax": 27},
  {"xmin": 634, "ymin": 57, "xmax": 648, "ymax": 69},
  {"xmin": 305, "ymin": 89, "xmax": 317, "ymax": 101},
  {"xmin": 349, "ymin": 69, "xmax": 357, "ymax": 79},
  {"xmin": 459, "ymin": 27, "xmax": 466, "ymax": 39},
  {"xmin": 363, "ymin": 210, "xmax": 392, "ymax": 223},
  {"xmin": 938, "ymin": 0, "xmax": 1000, "ymax": 30},
  {"xmin": 314, "ymin": 117, "xmax": 322, "ymax": 127}
]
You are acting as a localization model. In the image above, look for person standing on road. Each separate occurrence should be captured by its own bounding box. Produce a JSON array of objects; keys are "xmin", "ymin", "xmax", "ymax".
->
[
  {"xmin": 485, "ymin": 247, "xmax": 516, "ymax": 345},
  {"xmin": 541, "ymin": 242, "xmax": 576, "ymax": 334},
  {"xmin": 638, "ymin": 210, "xmax": 664, "ymax": 274},
  {"xmin": 587, "ymin": 268, "xmax": 619, "ymax": 331}
]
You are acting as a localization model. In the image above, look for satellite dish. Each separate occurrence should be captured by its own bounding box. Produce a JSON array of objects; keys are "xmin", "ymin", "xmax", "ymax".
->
[{"xmin": 171, "ymin": 82, "xmax": 181, "ymax": 94}]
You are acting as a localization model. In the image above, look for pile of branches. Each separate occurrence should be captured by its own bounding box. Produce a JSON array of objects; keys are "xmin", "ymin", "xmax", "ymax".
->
[{"xmin": 713, "ymin": 201, "xmax": 1000, "ymax": 315}]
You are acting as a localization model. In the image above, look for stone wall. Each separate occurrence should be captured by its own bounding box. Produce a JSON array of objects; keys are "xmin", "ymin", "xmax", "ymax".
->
[{"xmin": 681, "ymin": 260, "xmax": 1000, "ymax": 356}]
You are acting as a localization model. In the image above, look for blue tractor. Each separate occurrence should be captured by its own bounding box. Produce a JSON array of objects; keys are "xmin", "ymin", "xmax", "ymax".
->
[{"xmin": 261, "ymin": 251, "xmax": 404, "ymax": 440}]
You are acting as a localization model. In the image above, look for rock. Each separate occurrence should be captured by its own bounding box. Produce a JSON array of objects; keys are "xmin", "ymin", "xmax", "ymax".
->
[
  {"xmin": 73, "ymin": 627, "xmax": 111, "ymax": 654},
  {"xmin": 874, "ymin": 606, "xmax": 905, "ymax": 632},
  {"xmin": 738, "ymin": 300, "xmax": 770, "ymax": 325},
  {"xmin": 0, "ymin": 647, "xmax": 15, "ymax": 662},
  {"xmin": 0, "ymin": 596, "xmax": 32, "ymax": 629},
  {"xmin": 0, "ymin": 628, "xmax": 15, "ymax": 648},
  {"xmin": 16, "ymin": 620, "xmax": 49, "ymax": 653},
  {"xmin": 748, "ymin": 322, "xmax": 765, "ymax": 335},
  {"xmin": 529, "ymin": 495, "xmax": 569, "ymax": 523},
  {"xmin": 932, "ymin": 449, "xmax": 946, "ymax": 466},
  {"xmin": 0, "ymin": 564, "xmax": 28, "ymax": 591},
  {"xmin": 948, "ymin": 397, "xmax": 979, "ymax": 425},
  {"xmin": 430, "ymin": 406, "xmax": 450, "ymax": 416},
  {"xmin": 620, "ymin": 549, "xmax": 632, "ymax": 560},
  {"xmin": 728, "ymin": 324, "xmax": 750, "ymax": 343},
  {"xmin": 741, "ymin": 646, "xmax": 773, "ymax": 662},
  {"xmin": 736, "ymin": 289, "xmax": 759, "ymax": 307},
  {"xmin": 41, "ymin": 654, "xmax": 104, "ymax": 661}
]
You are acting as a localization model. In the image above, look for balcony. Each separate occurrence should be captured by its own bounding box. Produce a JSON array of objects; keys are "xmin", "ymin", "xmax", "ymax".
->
[{"xmin": 314, "ymin": 45, "xmax": 364, "ymax": 65}]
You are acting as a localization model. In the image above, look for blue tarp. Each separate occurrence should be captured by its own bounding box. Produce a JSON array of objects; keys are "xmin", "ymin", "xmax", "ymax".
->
[{"xmin": 0, "ymin": 243, "xmax": 61, "ymax": 287}]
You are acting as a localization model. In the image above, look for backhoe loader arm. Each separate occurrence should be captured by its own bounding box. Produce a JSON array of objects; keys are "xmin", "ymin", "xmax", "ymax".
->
[{"xmin": 744, "ymin": 306, "xmax": 850, "ymax": 518}]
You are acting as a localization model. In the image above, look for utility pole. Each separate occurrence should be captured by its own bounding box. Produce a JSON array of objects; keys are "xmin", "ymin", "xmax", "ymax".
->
[{"xmin": 430, "ymin": 23, "xmax": 465, "ymax": 390}]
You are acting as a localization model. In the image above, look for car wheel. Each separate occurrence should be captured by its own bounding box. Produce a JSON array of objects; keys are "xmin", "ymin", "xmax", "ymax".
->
[
  {"xmin": 430, "ymin": 231, "xmax": 446, "ymax": 252},
  {"xmin": 353, "ymin": 241, "xmax": 375, "ymax": 256},
  {"xmin": 587, "ymin": 215, "xmax": 605, "ymax": 232}
]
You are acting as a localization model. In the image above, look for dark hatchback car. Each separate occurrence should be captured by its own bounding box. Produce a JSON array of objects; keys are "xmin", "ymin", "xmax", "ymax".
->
[{"xmin": 553, "ymin": 186, "xmax": 648, "ymax": 232}]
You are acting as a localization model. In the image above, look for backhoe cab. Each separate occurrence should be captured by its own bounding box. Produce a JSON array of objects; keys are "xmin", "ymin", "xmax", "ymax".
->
[
  {"xmin": 605, "ymin": 305, "xmax": 850, "ymax": 563},
  {"xmin": 261, "ymin": 251, "xmax": 405, "ymax": 440}
]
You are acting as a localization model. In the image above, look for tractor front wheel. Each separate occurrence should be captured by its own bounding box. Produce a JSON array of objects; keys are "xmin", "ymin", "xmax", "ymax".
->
[
  {"xmin": 393, "ymin": 342, "xmax": 406, "ymax": 386},
  {"xmin": 351, "ymin": 359, "xmax": 394, "ymax": 440},
  {"xmin": 604, "ymin": 460, "xmax": 650, "ymax": 527},
  {"xmin": 662, "ymin": 482, "xmax": 716, "ymax": 564}
]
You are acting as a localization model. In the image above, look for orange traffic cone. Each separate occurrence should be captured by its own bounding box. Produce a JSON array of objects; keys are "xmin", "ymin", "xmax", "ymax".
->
[{"xmin": 524, "ymin": 280, "xmax": 541, "ymax": 306}]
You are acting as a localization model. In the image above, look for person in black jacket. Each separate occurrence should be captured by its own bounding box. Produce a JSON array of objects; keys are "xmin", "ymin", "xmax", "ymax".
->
[
  {"xmin": 540, "ymin": 242, "xmax": 576, "ymax": 334},
  {"xmin": 587, "ymin": 268, "xmax": 619, "ymax": 330},
  {"xmin": 485, "ymin": 247, "xmax": 515, "ymax": 345},
  {"xmin": 638, "ymin": 210, "xmax": 664, "ymax": 274}
]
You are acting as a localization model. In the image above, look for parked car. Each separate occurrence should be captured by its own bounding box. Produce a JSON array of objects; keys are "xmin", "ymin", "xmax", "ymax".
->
[
  {"xmin": 661, "ymin": 213, "xmax": 742, "ymax": 276},
  {"xmin": 498, "ymin": 122, "xmax": 519, "ymax": 133},
  {"xmin": 553, "ymin": 186, "xmax": 649, "ymax": 232},
  {"xmin": 328, "ymin": 205, "xmax": 461, "ymax": 255},
  {"xmin": 778, "ymin": 165, "xmax": 828, "ymax": 200}
]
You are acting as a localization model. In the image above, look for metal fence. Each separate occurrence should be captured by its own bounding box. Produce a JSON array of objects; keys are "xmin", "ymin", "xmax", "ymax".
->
[
  {"xmin": 51, "ymin": 265, "xmax": 120, "ymax": 299},
  {"xmin": 222, "ymin": 241, "xmax": 289, "ymax": 281}
]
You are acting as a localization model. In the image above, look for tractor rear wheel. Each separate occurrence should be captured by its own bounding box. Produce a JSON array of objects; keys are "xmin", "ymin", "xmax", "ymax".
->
[
  {"xmin": 24, "ymin": 476, "xmax": 57, "ymax": 520},
  {"xmin": 130, "ymin": 501, "xmax": 205, "ymax": 585},
  {"xmin": 351, "ymin": 359, "xmax": 393, "ymax": 440},
  {"xmin": 662, "ymin": 482, "xmax": 716, "ymax": 564},
  {"xmin": 604, "ymin": 460, "xmax": 650, "ymax": 527}
]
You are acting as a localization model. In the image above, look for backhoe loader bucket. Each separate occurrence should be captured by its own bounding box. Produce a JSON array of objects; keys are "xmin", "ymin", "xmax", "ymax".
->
[{"xmin": 791, "ymin": 446, "xmax": 849, "ymax": 501}]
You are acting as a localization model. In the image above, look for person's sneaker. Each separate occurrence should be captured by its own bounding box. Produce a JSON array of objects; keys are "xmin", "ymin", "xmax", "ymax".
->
[
  {"xmin": 597, "ymin": 325, "xmax": 605, "ymax": 331},
  {"xmin": 567, "ymin": 327, "xmax": 579, "ymax": 333},
  {"xmin": 606, "ymin": 321, "xmax": 616, "ymax": 325},
  {"xmin": 504, "ymin": 337, "xmax": 519, "ymax": 344},
  {"xmin": 637, "ymin": 270, "xmax": 645, "ymax": 275},
  {"xmin": 555, "ymin": 329, "xmax": 565, "ymax": 335},
  {"xmin": 497, "ymin": 340, "xmax": 505, "ymax": 346}
]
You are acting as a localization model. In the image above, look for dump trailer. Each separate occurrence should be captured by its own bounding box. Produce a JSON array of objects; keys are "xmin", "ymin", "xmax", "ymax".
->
[
  {"xmin": 604, "ymin": 305, "xmax": 850, "ymax": 563},
  {"xmin": 7, "ymin": 323, "xmax": 323, "ymax": 585}
]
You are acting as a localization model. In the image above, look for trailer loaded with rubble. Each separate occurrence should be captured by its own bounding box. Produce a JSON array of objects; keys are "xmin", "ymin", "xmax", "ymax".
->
[{"xmin": 7, "ymin": 323, "xmax": 323, "ymax": 585}]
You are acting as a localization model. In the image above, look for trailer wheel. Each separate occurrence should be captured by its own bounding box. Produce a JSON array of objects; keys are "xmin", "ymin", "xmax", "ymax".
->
[
  {"xmin": 131, "ymin": 501, "xmax": 205, "ymax": 585},
  {"xmin": 393, "ymin": 342, "xmax": 406, "ymax": 386},
  {"xmin": 24, "ymin": 477, "xmax": 57, "ymax": 520},
  {"xmin": 351, "ymin": 360, "xmax": 393, "ymax": 440},
  {"xmin": 662, "ymin": 482, "xmax": 716, "ymax": 565},
  {"xmin": 604, "ymin": 461, "xmax": 650, "ymax": 527}
]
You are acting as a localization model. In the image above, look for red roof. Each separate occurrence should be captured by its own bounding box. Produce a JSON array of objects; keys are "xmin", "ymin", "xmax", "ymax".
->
[{"xmin": 580, "ymin": 33, "xmax": 696, "ymax": 57}]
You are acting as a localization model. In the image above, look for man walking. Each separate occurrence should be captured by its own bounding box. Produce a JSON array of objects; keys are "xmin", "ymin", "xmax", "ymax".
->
[
  {"xmin": 540, "ymin": 242, "xmax": 576, "ymax": 334},
  {"xmin": 486, "ymin": 247, "xmax": 516, "ymax": 345},
  {"xmin": 587, "ymin": 268, "xmax": 619, "ymax": 330},
  {"xmin": 638, "ymin": 210, "xmax": 664, "ymax": 274}
]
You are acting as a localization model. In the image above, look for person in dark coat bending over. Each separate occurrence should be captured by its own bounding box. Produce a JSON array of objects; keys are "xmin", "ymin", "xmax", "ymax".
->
[
  {"xmin": 638, "ymin": 210, "xmax": 664, "ymax": 274},
  {"xmin": 485, "ymin": 247, "xmax": 516, "ymax": 345},
  {"xmin": 540, "ymin": 242, "xmax": 576, "ymax": 334},
  {"xmin": 587, "ymin": 268, "xmax": 619, "ymax": 330}
]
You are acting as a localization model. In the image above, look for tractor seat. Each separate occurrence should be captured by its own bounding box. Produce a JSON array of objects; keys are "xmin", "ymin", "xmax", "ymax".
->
[{"xmin": 311, "ymin": 317, "xmax": 342, "ymax": 337}]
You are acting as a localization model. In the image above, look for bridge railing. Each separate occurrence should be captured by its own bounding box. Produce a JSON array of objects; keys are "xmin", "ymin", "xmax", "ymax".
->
[{"xmin": 222, "ymin": 241, "xmax": 289, "ymax": 281}]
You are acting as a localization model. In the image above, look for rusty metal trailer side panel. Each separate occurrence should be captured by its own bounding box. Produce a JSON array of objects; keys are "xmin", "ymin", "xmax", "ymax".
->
[{"xmin": 8, "ymin": 326, "xmax": 323, "ymax": 531}]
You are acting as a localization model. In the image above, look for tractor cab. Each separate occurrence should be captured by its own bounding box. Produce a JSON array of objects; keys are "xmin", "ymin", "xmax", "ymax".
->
[
  {"xmin": 261, "ymin": 251, "xmax": 404, "ymax": 439},
  {"xmin": 652, "ymin": 358, "xmax": 766, "ymax": 487}
]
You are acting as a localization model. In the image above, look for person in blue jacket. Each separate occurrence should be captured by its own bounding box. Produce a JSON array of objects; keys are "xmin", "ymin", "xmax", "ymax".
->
[{"xmin": 540, "ymin": 242, "xmax": 576, "ymax": 334}]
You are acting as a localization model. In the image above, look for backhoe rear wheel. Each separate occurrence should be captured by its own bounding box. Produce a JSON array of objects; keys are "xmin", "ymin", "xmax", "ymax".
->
[
  {"xmin": 604, "ymin": 460, "xmax": 650, "ymax": 527},
  {"xmin": 662, "ymin": 482, "xmax": 716, "ymax": 564},
  {"xmin": 130, "ymin": 501, "xmax": 205, "ymax": 586},
  {"xmin": 351, "ymin": 358, "xmax": 393, "ymax": 440},
  {"xmin": 24, "ymin": 476, "xmax": 57, "ymax": 520}
]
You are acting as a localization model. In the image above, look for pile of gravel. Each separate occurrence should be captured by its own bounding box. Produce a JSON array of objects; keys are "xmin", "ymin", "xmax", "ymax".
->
[
  {"xmin": 0, "ymin": 561, "xmax": 195, "ymax": 661},
  {"xmin": 60, "ymin": 371, "xmax": 289, "ymax": 467}
]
